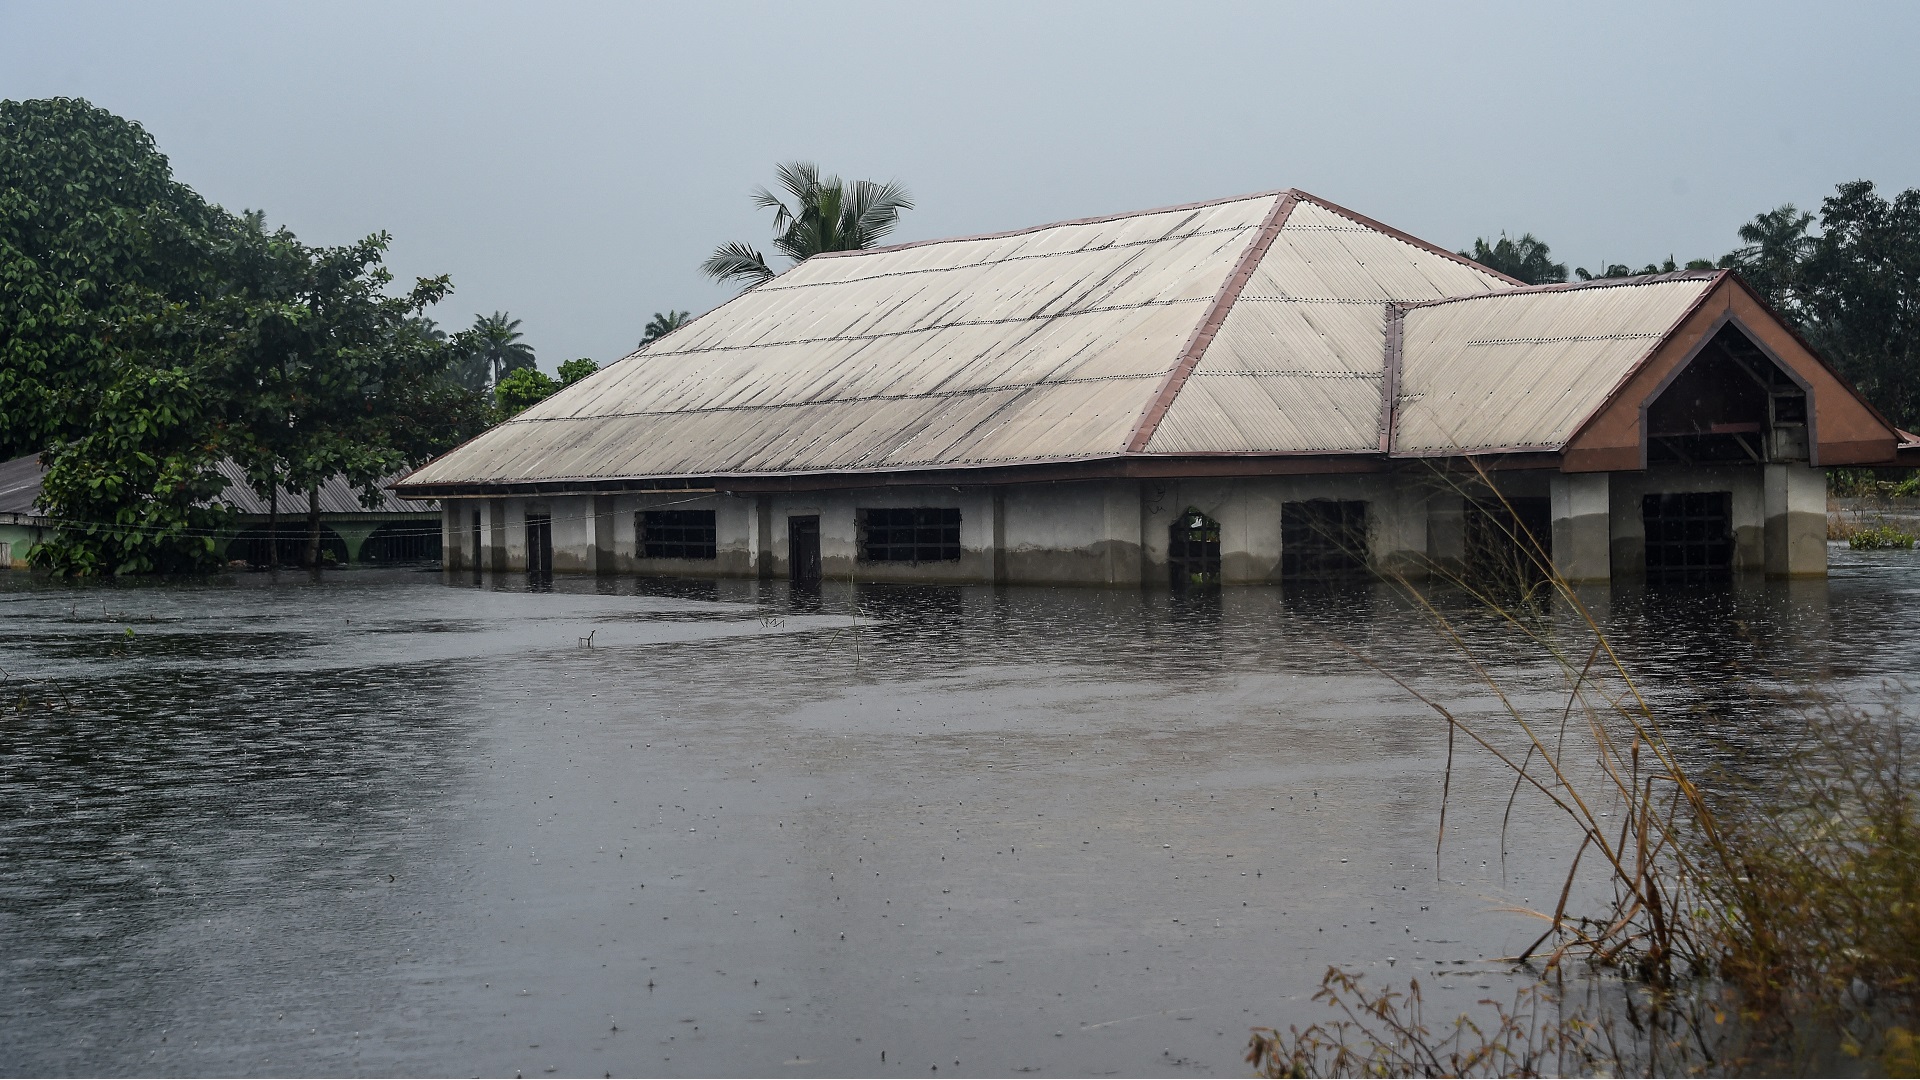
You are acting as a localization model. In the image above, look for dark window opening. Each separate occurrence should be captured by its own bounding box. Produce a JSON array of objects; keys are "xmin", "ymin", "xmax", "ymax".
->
[
  {"xmin": 362, "ymin": 521, "xmax": 442, "ymax": 563},
  {"xmin": 1648, "ymin": 324, "xmax": 1807, "ymax": 465},
  {"xmin": 859, "ymin": 507, "xmax": 961, "ymax": 563},
  {"xmin": 470, "ymin": 511, "xmax": 482, "ymax": 573},
  {"xmin": 1168, "ymin": 508, "xmax": 1221, "ymax": 590},
  {"xmin": 526, "ymin": 512, "xmax": 553, "ymax": 578},
  {"xmin": 788, "ymin": 516, "xmax": 821, "ymax": 585},
  {"xmin": 1282, "ymin": 500, "xmax": 1369, "ymax": 581},
  {"xmin": 1642, "ymin": 492, "xmax": 1733, "ymax": 580},
  {"xmin": 639, "ymin": 509, "xmax": 717, "ymax": 560},
  {"xmin": 1465, "ymin": 497, "xmax": 1553, "ymax": 589}
]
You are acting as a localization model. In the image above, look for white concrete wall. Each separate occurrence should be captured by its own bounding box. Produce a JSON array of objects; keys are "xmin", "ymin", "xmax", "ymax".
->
[
  {"xmin": 432, "ymin": 463, "xmax": 1823, "ymax": 584},
  {"xmin": 762, "ymin": 486, "xmax": 997, "ymax": 584}
]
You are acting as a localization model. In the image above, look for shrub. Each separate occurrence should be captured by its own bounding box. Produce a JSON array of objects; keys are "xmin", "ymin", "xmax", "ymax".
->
[{"xmin": 1850, "ymin": 525, "xmax": 1917, "ymax": 550}]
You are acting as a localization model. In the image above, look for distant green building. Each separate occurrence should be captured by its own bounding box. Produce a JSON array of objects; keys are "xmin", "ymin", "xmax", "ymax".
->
[{"xmin": 0, "ymin": 454, "xmax": 442, "ymax": 570}]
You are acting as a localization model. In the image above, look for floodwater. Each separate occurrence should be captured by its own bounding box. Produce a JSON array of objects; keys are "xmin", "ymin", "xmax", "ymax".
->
[{"xmin": 2, "ymin": 549, "xmax": 1916, "ymax": 1077}]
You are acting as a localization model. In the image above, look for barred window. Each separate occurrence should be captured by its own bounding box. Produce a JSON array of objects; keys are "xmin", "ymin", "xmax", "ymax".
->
[
  {"xmin": 639, "ymin": 509, "xmax": 717, "ymax": 560},
  {"xmin": 859, "ymin": 507, "xmax": 961, "ymax": 563},
  {"xmin": 1281, "ymin": 499, "xmax": 1369, "ymax": 580}
]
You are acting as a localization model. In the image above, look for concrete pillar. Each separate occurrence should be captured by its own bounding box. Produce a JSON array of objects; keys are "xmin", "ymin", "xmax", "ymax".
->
[
  {"xmin": 484, "ymin": 498, "xmax": 507, "ymax": 572},
  {"xmin": 753, "ymin": 495, "xmax": 772, "ymax": 580},
  {"xmin": 1765, "ymin": 463, "xmax": 1827, "ymax": 577},
  {"xmin": 1375, "ymin": 482, "xmax": 1431, "ymax": 580},
  {"xmin": 593, "ymin": 495, "xmax": 615, "ymax": 575},
  {"xmin": 1425, "ymin": 491, "xmax": 1466, "ymax": 577},
  {"xmin": 441, "ymin": 504, "xmax": 460, "ymax": 570},
  {"xmin": 1550, "ymin": 473, "xmax": 1611, "ymax": 583},
  {"xmin": 991, "ymin": 487, "xmax": 1007, "ymax": 585}
]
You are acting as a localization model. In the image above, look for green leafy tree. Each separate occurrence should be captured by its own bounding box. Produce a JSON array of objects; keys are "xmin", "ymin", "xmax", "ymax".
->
[
  {"xmin": 1, "ymin": 97, "xmax": 243, "ymax": 573},
  {"xmin": 641, "ymin": 309, "xmax": 690, "ymax": 346},
  {"xmin": 223, "ymin": 224, "xmax": 487, "ymax": 567},
  {"xmin": 557, "ymin": 358, "xmax": 598, "ymax": 386},
  {"xmin": 1791, "ymin": 182, "xmax": 1920, "ymax": 429},
  {"xmin": 471, "ymin": 311, "xmax": 536, "ymax": 385},
  {"xmin": 702, "ymin": 161, "xmax": 913, "ymax": 289},
  {"xmin": 494, "ymin": 366, "xmax": 558, "ymax": 416},
  {"xmin": 1460, "ymin": 233, "xmax": 1567, "ymax": 285},
  {"xmin": 1716, "ymin": 182, "xmax": 1920, "ymax": 430},
  {"xmin": 3, "ymin": 97, "xmax": 489, "ymax": 574}
]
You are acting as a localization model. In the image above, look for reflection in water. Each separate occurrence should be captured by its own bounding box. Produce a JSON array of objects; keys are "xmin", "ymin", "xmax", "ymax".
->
[{"xmin": 0, "ymin": 553, "xmax": 1915, "ymax": 1076}]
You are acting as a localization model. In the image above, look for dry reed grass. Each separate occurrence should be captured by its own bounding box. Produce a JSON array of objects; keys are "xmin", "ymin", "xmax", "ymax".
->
[{"xmin": 1248, "ymin": 466, "xmax": 1920, "ymax": 1077}]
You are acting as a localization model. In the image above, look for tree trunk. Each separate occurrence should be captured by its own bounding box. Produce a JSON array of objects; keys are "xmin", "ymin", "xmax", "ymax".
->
[
  {"xmin": 265, "ymin": 471, "xmax": 279, "ymax": 568},
  {"xmin": 304, "ymin": 486, "xmax": 322, "ymax": 569}
]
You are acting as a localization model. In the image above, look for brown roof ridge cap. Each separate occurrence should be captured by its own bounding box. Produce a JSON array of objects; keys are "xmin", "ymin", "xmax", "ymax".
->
[
  {"xmin": 806, "ymin": 189, "xmax": 1292, "ymax": 260},
  {"xmin": 1396, "ymin": 269, "xmax": 1724, "ymax": 312},
  {"xmin": 1287, "ymin": 190, "xmax": 1527, "ymax": 288},
  {"xmin": 1124, "ymin": 193, "xmax": 1301, "ymax": 452}
]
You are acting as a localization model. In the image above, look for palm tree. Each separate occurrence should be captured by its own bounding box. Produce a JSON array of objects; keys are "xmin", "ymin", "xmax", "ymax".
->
[
  {"xmin": 471, "ymin": 311, "xmax": 536, "ymax": 386},
  {"xmin": 641, "ymin": 310, "xmax": 692, "ymax": 347},
  {"xmin": 702, "ymin": 161, "xmax": 914, "ymax": 289},
  {"xmin": 1460, "ymin": 233, "xmax": 1568, "ymax": 285}
]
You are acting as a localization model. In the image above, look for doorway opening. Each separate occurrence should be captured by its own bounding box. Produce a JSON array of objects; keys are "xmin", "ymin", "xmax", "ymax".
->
[
  {"xmin": 525, "ymin": 512, "xmax": 553, "ymax": 579},
  {"xmin": 788, "ymin": 515, "xmax": 821, "ymax": 584}
]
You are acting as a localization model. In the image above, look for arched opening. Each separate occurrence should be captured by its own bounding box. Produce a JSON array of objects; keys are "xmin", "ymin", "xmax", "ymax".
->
[
  {"xmin": 361, "ymin": 521, "xmax": 442, "ymax": 564},
  {"xmin": 226, "ymin": 525, "xmax": 349, "ymax": 567},
  {"xmin": 1168, "ymin": 508, "xmax": 1221, "ymax": 590}
]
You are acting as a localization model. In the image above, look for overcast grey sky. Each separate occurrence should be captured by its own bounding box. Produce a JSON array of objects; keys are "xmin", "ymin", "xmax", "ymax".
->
[{"xmin": 5, "ymin": 1, "xmax": 1918, "ymax": 371}]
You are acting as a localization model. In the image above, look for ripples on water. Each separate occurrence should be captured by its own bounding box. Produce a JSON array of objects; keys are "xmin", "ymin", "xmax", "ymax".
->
[{"xmin": 1, "ymin": 550, "xmax": 1915, "ymax": 1077}]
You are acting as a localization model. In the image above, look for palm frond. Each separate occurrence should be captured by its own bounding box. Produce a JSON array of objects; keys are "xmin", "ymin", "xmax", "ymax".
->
[
  {"xmin": 701, "ymin": 242, "xmax": 775, "ymax": 288},
  {"xmin": 750, "ymin": 185, "xmax": 795, "ymax": 233},
  {"xmin": 845, "ymin": 179, "xmax": 914, "ymax": 247}
]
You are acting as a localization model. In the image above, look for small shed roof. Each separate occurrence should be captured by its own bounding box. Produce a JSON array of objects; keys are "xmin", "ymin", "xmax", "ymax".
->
[{"xmin": 0, "ymin": 455, "xmax": 435, "ymax": 519}]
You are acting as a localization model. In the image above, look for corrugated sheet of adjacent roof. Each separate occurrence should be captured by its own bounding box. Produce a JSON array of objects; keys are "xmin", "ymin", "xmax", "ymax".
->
[
  {"xmin": 1391, "ymin": 273, "xmax": 1718, "ymax": 455},
  {"xmin": 0, "ymin": 455, "xmax": 433, "ymax": 517},
  {"xmin": 400, "ymin": 194, "xmax": 1283, "ymax": 487},
  {"xmin": 1142, "ymin": 196, "xmax": 1511, "ymax": 454}
]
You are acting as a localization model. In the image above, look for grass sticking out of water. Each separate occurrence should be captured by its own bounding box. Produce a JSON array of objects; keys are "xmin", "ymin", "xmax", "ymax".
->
[{"xmin": 1248, "ymin": 465, "xmax": 1920, "ymax": 1077}]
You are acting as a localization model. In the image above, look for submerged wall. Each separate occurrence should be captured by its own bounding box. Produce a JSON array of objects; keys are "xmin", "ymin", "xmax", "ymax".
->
[{"xmin": 438, "ymin": 463, "xmax": 1828, "ymax": 586}]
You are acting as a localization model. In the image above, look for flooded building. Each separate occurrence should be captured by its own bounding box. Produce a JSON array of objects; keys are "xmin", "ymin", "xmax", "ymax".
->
[
  {"xmin": 395, "ymin": 189, "xmax": 1918, "ymax": 586},
  {"xmin": 0, "ymin": 454, "xmax": 443, "ymax": 568}
]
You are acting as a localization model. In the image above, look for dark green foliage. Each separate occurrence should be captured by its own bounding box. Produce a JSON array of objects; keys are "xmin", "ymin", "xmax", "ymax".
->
[
  {"xmin": 1459, "ymin": 233, "xmax": 1567, "ymax": 285},
  {"xmin": 494, "ymin": 366, "xmax": 558, "ymax": 416},
  {"xmin": 1735, "ymin": 182, "xmax": 1920, "ymax": 431},
  {"xmin": 1, "ymin": 98, "xmax": 243, "ymax": 572},
  {"xmin": 556, "ymin": 358, "xmax": 597, "ymax": 386},
  {"xmin": 703, "ymin": 161, "xmax": 913, "ymax": 288},
  {"xmin": 1, "ymin": 96, "xmax": 491, "ymax": 574},
  {"xmin": 640, "ymin": 309, "xmax": 690, "ymax": 346}
]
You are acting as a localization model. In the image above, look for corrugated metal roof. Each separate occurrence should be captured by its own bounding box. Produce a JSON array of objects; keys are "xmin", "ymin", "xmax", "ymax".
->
[
  {"xmin": 1144, "ymin": 198, "xmax": 1509, "ymax": 453},
  {"xmin": 406, "ymin": 195, "xmax": 1279, "ymax": 486},
  {"xmin": 397, "ymin": 190, "xmax": 1720, "ymax": 489},
  {"xmin": 0, "ymin": 455, "xmax": 434, "ymax": 518},
  {"xmin": 1392, "ymin": 275, "xmax": 1716, "ymax": 454}
]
